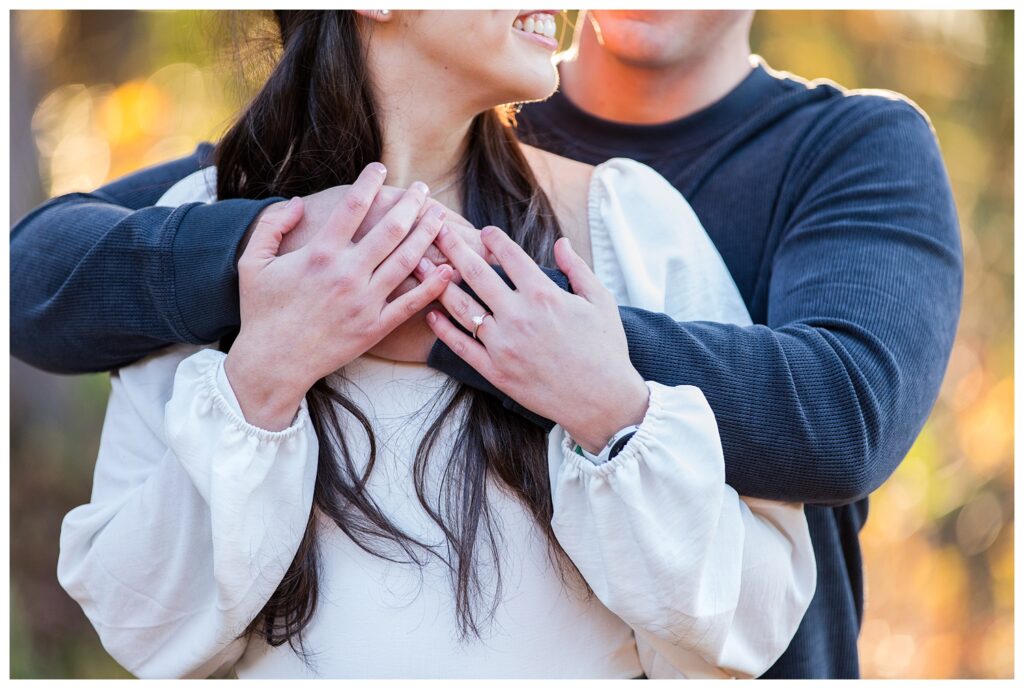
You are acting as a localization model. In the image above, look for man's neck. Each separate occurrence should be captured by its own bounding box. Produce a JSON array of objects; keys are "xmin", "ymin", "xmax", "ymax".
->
[{"xmin": 558, "ymin": 21, "xmax": 754, "ymax": 126}]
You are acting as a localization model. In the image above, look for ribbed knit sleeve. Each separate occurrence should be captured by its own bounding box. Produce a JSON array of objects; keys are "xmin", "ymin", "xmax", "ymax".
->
[
  {"xmin": 615, "ymin": 99, "xmax": 962, "ymax": 504},
  {"xmin": 10, "ymin": 144, "xmax": 279, "ymax": 373}
]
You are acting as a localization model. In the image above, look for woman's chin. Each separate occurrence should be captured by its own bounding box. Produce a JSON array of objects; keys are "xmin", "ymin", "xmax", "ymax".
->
[{"xmin": 500, "ymin": 73, "xmax": 560, "ymax": 110}]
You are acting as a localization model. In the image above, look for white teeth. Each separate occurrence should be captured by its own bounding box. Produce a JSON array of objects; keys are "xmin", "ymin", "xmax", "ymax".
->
[{"xmin": 514, "ymin": 13, "xmax": 557, "ymax": 39}]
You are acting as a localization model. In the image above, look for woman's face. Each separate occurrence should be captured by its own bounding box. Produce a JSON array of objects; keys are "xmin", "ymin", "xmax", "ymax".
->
[{"xmin": 377, "ymin": 10, "xmax": 562, "ymax": 112}]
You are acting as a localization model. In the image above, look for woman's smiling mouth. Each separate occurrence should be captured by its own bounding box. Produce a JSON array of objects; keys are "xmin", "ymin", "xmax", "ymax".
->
[
  {"xmin": 513, "ymin": 11, "xmax": 559, "ymax": 49},
  {"xmin": 514, "ymin": 12, "xmax": 557, "ymax": 38}
]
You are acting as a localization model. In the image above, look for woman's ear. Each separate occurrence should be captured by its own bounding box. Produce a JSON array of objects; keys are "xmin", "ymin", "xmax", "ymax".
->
[{"xmin": 354, "ymin": 9, "xmax": 393, "ymax": 23}]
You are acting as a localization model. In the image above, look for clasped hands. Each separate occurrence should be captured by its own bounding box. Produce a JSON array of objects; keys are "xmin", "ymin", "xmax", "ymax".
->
[{"xmin": 225, "ymin": 163, "xmax": 648, "ymax": 451}]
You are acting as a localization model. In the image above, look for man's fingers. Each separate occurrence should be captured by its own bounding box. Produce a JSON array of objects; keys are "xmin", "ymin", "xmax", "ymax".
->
[
  {"xmin": 356, "ymin": 181, "xmax": 430, "ymax": 269},
  {"xmin": 434, "ymin": 224, "xmax": 513, "ymax": 312},
  {"xmin": 371, "ymin": 203, "xmax": 446, "ymax": 294},
  {"xmin": 423, "ymin": 243, "xmax": 447, "ymax": 266},
  {"xmin": 554, "ymin": 236, "xmax": 604, "ymax": 302},
  {"xmin": 425, "ymin": 310, "xmax": 497, "ymax": 381},
  {"xmin": 385, "ymin": 275, "xmax": 420, "ymax": 303},
  {"xmin": 479, "ymin": 225, "xmax": 546, "ymax": 289},
  {"xmin": 380, "ymin": 264, "xmax": 452, "ymax": 333},
  {"xmin": 321, "ymin": 162, "xmax": 387, "ymax": 245},
  {"xmin": 245, "ymin": 197, "xmax": 304, "ymax": 264}
]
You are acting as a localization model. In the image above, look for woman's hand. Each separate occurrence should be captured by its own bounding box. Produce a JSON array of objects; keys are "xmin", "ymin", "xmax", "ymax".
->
[
  {"xmin": 225, "ymin": 163, "xmax": 454, "ymax": 430},
  {"xmin": 425, "ymin": 225, "xmax": 649, "ymax": 453},
  {"xmin": 249, "ymin": 184, "xmax": 488, "ymax": 266}
]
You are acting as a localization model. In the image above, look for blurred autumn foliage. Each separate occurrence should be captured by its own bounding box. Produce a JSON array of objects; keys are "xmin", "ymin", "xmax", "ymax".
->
[{"xmin": 9, "ymin": 10, "xmax": 1013, "ymax": 679}]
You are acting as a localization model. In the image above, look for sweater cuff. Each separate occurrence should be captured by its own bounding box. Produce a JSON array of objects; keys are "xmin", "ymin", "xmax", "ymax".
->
[{"xmin": 171, "ymin": 197, "xmax": 284, "ymax": 343}]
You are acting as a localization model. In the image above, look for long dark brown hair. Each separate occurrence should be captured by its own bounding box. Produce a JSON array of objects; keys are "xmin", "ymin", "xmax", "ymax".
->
[{"xmin": 215, "ymin": 10, "xmax": 582, "ymax": 653}]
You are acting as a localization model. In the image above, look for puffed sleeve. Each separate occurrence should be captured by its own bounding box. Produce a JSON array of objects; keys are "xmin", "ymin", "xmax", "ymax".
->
[
  {"xmin": 56, "ymin": 345, "xmax": 318, "ymax": 678},
  {"xmin": 549, "ymin": 381, "xmax": 816, "ymax": 678}
]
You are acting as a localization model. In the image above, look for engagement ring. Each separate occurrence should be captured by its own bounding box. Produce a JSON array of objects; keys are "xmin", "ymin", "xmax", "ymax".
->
[{"xmin": 471, "ymin": 313, "xmax": 490, "ymax": 340}]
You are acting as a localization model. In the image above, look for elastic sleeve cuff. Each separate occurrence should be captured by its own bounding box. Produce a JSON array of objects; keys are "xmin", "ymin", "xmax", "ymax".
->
[
  {"xmin": 559, "ymin": 381, "xmax": 666, "ymax": 479},
  {"xmin": 195, "ymin": 349, "xmax": 309, "ymax": 442},
  {"xmin": 170, "ymin": 197, "xmax": 284, "ymax": 343}
]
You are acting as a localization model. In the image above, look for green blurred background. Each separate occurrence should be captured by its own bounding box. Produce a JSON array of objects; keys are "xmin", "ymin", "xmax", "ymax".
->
[{"xmin": 8, "ymin": 10, "xmax": 1013, "ymax": 679}]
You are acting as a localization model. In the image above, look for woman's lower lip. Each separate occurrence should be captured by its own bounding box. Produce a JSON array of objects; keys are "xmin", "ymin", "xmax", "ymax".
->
[{"xmin": 513, "ymin": 28, "xmax": 558, "ymax": 51}]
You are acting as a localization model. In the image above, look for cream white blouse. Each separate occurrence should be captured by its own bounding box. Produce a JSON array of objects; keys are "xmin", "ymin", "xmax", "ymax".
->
[{"xmin": 57, "ymin": 159, "xmax": 815, "ymax": 679}]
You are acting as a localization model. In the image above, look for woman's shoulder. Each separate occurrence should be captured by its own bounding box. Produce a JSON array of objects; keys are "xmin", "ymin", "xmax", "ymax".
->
[
  {"xmin": 587, "ymin": 158, "xmax": 694, "ymax": 216},
  {"xmin": 521, "ymin": 145, "xmax": 696, "ymax": 227},
  {"xmin": 585, "ymin": 157, "xmax": 708, "ymax": 252},
  {"xmin": 520, "ymin": 142, "xmax": 595, "ymax": 184},
  {"xmin": 520, "ymin": 144, "xmax": 593, "ymax": 253}
]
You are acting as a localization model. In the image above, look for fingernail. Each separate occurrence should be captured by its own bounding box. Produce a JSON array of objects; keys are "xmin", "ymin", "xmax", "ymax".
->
[
  {"xmin": 413, "ymin": 181, "xmax": 429, "ymax": 195},
  {"xmin": 426, "ymin": 311, "xmax": 438, "ymax": 324},
  {"xmin": 481, "ymin": 226, "xmax": 496, "ymax": 237},
  {"xmin": 285, "ymin": 196, "xmax": 299, "ymax": 209},
  {"xmin": 438, "ymin": 265, "xmax": 453, "ymax": 280},
  {"xmin": 418, "ymin": 257, "xmax": 433, "ymax": 273},
  {"xmin": 369, "ymin": 162, "xmax": 386, "ymax": 177},
  {"xmin": 437, "ymin": 223, "xmax": 449, "ymax": 239}
]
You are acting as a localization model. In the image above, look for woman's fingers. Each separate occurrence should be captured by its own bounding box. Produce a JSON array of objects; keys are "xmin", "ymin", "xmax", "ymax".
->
[
  {"xmin": 243, "ymin": 197, "xmax": 304, "ymax": 266},
  {"xmin": 434, "ymin": 223, "xmax": 513, "ymax": 312},
  {"xmin": 370, "ymin": 204, "xmax": 447, "ymax": 294},
  {"xmin": 411, "ymin": 257, "xmax": 490, "ymax": 337},
  {"xmin": 321, "ymin": 162, "xmax": 387, "ymax": 245},
  {"xmin": 425, "ymin": 310, "xmax": 497, "ymax": 381},
  {"xmin": 554, "ymin": 236, "xmax": 605, "ymax": 303},
  {"xmin": 433, "ymin": 278, "xmax": 492, "ymax": 337},
  {"xmin": 379, "ymin": 264, "xmax": 453, "ymax": 333},
  {"xmin": 479, "ymin": 225, "xmax": 547, "ymax": 289},
  {"xmin": 355, "ymin": 181, "xmax": 430, "ymax": 269}
]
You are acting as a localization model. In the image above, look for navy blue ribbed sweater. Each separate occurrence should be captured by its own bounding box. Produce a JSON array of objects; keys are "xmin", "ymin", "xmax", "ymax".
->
[{"xmin": 10, "ymin": 61, "xmax": 962, "ymax": 678}]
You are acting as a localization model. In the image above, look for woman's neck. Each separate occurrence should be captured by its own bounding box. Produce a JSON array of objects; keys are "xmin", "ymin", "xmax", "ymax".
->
[
  {"xmin": 371, "ymin": 49, "xmax": 484, "ymax": 213},
  {"xmin": 378, "ymin": 113, "xmax": 471, "ymax": 212}
]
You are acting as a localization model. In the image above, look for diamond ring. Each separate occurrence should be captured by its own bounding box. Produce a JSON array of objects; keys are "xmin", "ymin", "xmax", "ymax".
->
[{"xmin": 471, "ymin": 313, "xmax": 491, "ymax": 340}]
